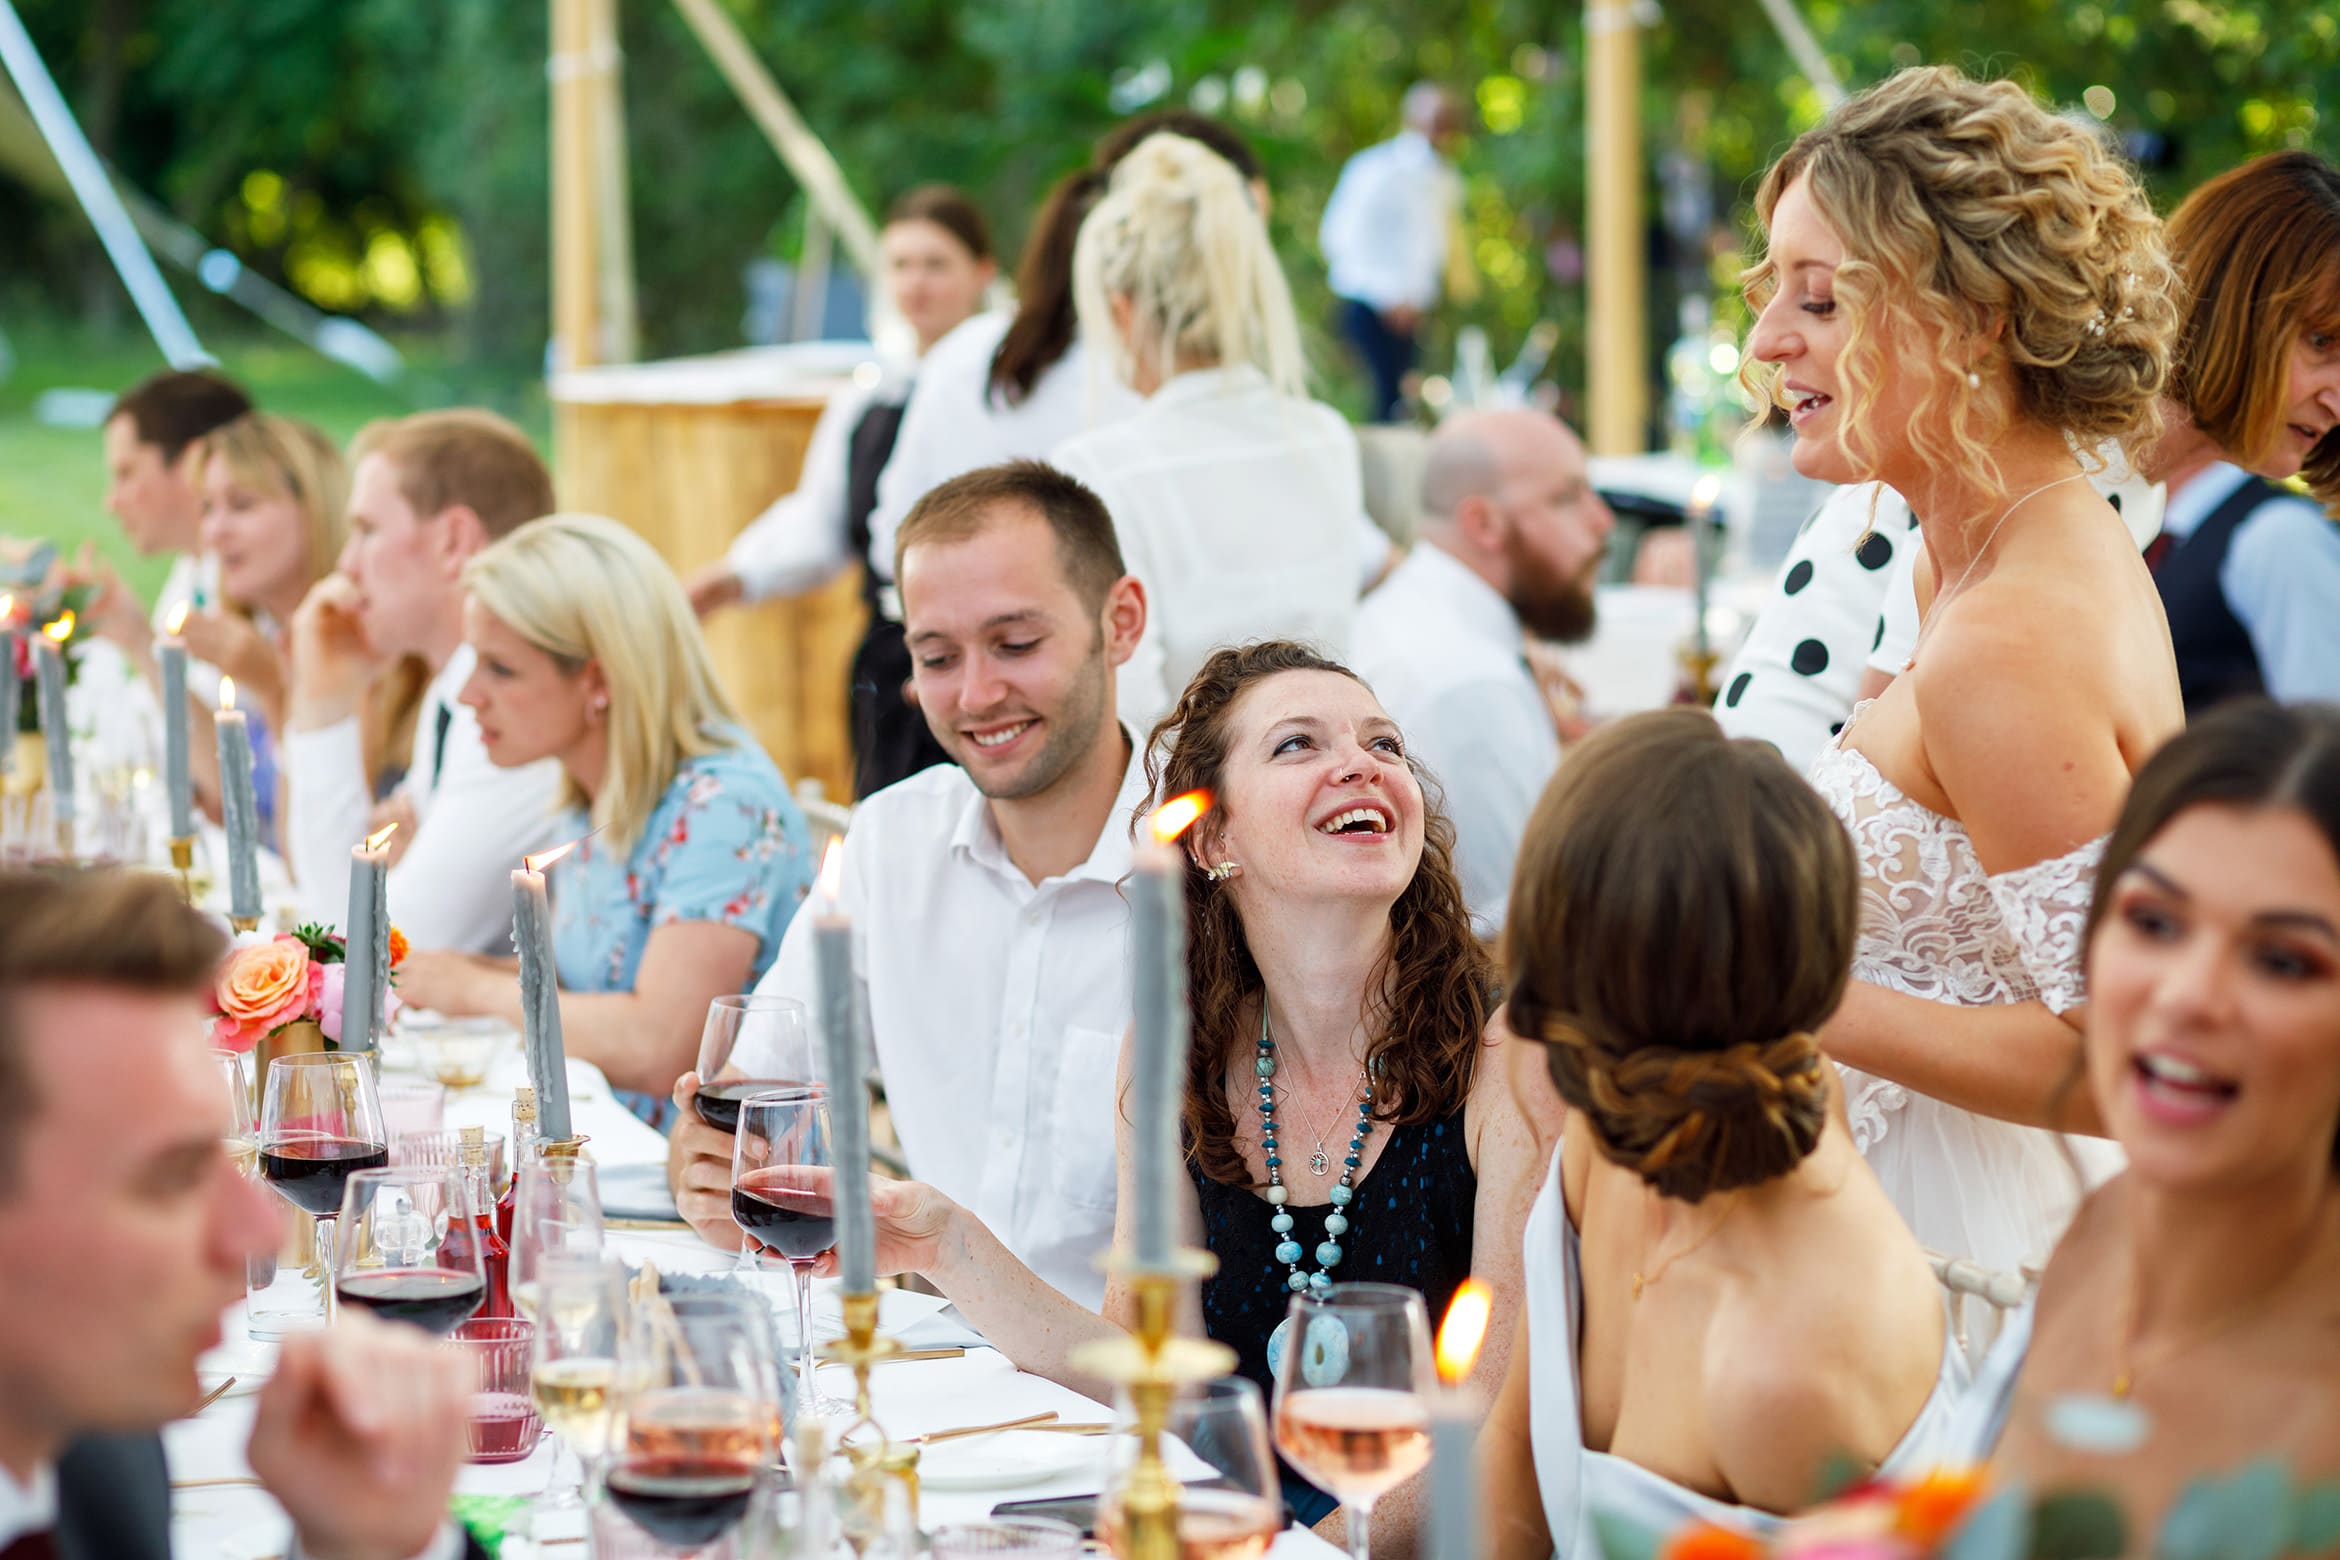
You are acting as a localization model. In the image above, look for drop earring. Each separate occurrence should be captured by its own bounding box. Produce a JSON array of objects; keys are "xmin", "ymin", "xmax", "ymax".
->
[{"xmin": 1206, "ymin": 861, "xmax": 1240, "ymax": 883}]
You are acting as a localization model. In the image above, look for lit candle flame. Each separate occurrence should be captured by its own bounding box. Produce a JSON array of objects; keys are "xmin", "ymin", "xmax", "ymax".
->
[
  {"xmin": 165, "ymin": 601, "xmax": 190, "ymax": 636},
  {"xmin": 1435, "ymin": 1278, "xmax": 1492, "ymax": 1385},
  {"xmin": 364, "ymin": 823, "xmax": 399, "ymax": 851},
  {"xmin": 1150, "ymin": 790, "xmax": 1212, "ymax": 845},
  {"xmin": 1689, "ymin": 473, "xmax": 1724, "ymax": 515},
  {"xmin": 525, "ymin": 839, "xmax": 580, "ymax": 874},
  {"xmin": 817, "ymin": 836, "xmax": 845, "ymax": 901},
  {"xmin": 0, "ymin": 595, "xmax": 13, "ymax": 623},
  {"xmin": 218, "ymin": 675, "xmax": 237, "ymax": 710},
  {"xmin": 41, "ymin": 611, "xmax": 74, "ymax": 644}
]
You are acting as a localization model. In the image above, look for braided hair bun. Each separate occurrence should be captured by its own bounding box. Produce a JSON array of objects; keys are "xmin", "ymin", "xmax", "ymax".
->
[{"xmin": 1502, "ymin": 711, "xmax": 1859, "ymax": 1202}]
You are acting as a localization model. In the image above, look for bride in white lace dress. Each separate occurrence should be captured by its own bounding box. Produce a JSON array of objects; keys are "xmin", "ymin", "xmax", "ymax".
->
[{"xmin": 1741, "ymin": 68, "xmax": 2185, "ymax": 1292}]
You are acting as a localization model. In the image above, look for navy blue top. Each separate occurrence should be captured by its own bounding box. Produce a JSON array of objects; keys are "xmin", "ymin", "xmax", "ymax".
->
[{"xmin": 1190, "ymin": 1113, "xmax": 1478, "ymax": 1524}]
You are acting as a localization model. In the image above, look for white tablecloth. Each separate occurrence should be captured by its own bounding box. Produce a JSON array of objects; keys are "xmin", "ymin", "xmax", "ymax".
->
[{"xmin": 170, "ymin": 1038, "xmax": 1339, "ymax": 1560}]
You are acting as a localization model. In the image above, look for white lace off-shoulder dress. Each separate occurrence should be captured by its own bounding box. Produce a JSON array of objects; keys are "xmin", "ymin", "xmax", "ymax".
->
[{"xmin": 1808, "ymin": 716, "xmax": 2124, "ymax": 1315}]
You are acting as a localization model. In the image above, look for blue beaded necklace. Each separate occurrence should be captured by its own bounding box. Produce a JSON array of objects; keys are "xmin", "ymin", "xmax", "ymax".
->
[{"xmin": 1254, "ymin": 1009, "xmax": 1374, "ymax": 1299}]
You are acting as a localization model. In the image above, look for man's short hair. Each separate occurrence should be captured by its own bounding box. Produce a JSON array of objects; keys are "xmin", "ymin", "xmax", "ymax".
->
[
  {"xmin": 894, "ymin": 460, "xmax": 1127, "ymax": 612},
  {"xmin": 107, "ymin": 370, "xmax": 254, "ymax": 464},
  {"xmin": 0, "ymin": 869, "xmax": 225, "ymax": 1195},
  {"xmin": 350, "ymin": 409, "xmax": 556, "ymax": 540}
]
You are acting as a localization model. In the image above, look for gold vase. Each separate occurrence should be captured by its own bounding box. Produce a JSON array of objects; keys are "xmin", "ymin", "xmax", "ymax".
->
[
  {"xmin": 252, "ymin": 1018, "xmax": 330, "ymax": 1110},
  {"xmin": 2, "ymin": 731, "xmax": 42, "ymax": 800}
]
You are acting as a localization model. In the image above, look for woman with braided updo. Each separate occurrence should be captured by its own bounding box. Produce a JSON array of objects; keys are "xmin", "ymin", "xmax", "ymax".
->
[
  {"xmin": 1482, "ymin": 710, "xmax": 1965, "ymax": 1555},
  {"xmin": 1744, "ymin": 66, "xmax": 2184, "ymax": 1292}
]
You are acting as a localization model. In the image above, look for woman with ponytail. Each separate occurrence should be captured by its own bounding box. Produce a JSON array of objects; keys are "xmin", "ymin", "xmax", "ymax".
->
[
  {"xmin": 1482, "ymin": 710, "xmax": 1963, "ymax": 1556},
  {"xmin": 1055, "ymin": 132, "xmax": 1389, "ymax": 732}
]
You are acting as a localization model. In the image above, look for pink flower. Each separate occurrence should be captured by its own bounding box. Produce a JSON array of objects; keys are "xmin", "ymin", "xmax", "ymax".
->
[
  {"xmin": 211, "ymin": 935, "xmax": 314, "ymax": 1052},
  {"xmin": 316, "ymin": 962, "xmax": 347, "ymax": 1044}
]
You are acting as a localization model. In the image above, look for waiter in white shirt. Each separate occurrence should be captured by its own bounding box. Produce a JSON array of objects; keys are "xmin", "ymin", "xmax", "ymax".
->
[
  {"xmin": 667, "ymin": 458, "xmax": 1148, "ymax": 1307},
  {"xmin": 1318, "ymin": 83, "xmax": 1464, "ymax": 422},
  {"xmin": 281, "ymin": 410, "xmax": 563, "ymax": 953},
  {"xmin": 686, "ymin": 188, "xmax": 999, "ymax": 798},
  {"xmin": 1352, "ymin": 408, "xmax": 1612, "ymax": 935}
]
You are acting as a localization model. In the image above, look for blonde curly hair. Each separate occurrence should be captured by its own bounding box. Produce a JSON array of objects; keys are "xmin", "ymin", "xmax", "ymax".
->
[{"xmin": 1743, "ymin": 66, "xmax": 2177, "ymax": 497}]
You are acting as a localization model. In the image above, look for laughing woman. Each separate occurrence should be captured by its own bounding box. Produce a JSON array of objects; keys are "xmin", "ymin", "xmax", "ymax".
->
[
  {"xmin": 393, "ymin": 515, "xmax": 814, "ymax": 1127},
  {"xmin": 804, "ymin": 640, "xmax": 1561, "ymax": 1550}
]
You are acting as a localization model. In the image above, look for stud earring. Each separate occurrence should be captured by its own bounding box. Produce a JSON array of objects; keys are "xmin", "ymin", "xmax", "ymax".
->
[
  {"xmin": 1966, "ymin": 370, "xmax": 1982, "ymax": 389},
  {"xmin": 1206, "ymin": 861, "xmax": 1240, "ymax": 883}
]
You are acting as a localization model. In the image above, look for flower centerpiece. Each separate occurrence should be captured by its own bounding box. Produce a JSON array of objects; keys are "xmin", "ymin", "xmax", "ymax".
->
[{"xmin": 212, "ymin": 922, "xmax": 410, "ymax": 1052}]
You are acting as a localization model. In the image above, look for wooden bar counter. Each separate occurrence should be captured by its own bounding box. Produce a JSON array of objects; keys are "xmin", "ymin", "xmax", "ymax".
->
[{"xmin": 550, "ymin": 345, "xmax": 872, "ymax": 799}]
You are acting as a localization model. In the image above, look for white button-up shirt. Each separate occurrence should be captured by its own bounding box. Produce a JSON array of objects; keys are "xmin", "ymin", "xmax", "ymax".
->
[
  {"xmin": 284, "ymin": 644, "xmax": 563, "ymax": 953},
  {"xmin": 753, "ymin": 745, "xmax": 1147, "ymax": 1309},
  {"xmin": 724, "ymin": 360, "xmax": 913, "ymax": 599},
  {"xmin": 0, "ymin": 1459, "xmax": 56, "ymax": 1552},
  {"xmin": 1052, "ymin": 365, "xmax": 1388, "ymax": 733},
  {"xmin": 1318, "ymin": 131, "xmax": 1462, "ymax": 312},
  {"xmin": 1352, "ymin": 543, "xmax": 1558, "ymax": 935},
  {"xmin": 866, "ymin": 311, "xmax": 1143, "ymax": 585}
]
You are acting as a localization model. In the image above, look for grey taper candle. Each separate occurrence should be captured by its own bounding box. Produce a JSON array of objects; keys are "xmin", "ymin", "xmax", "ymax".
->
[
  {"xmin": 158, "ymin": 628, "xmax": 194, "ymax": 840},
  {"xmin": 812, "ymin": 840, "xmax": 875, "ymax": 1294},
  {"xmin": 510, "ymin": 848, "xmax": 574, "ymax": 1140},
  {"xmin": 35, "ymin": 628, "xmax": 73, "ymax": 829},
  {"xmin": 341, "ymin": 826, "xmax": 393, "ymax": 1052},
  {"xmin": 213, "ymin": 687, "xmax": 262, "ymax": 922}
]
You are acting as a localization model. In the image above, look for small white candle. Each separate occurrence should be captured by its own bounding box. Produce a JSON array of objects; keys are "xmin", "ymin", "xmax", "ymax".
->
[
  {"xmin": 1430, "ymin": 1280, "xmax": 1493, "ymax": 1560},
  {"xmin": 341, "ymin": 823, "xmax": 396, "ymax": 1053},
  {"xmin": 213, "ymin": 676, "xmax": 263, "ymax": 922},
  {"xmin": 1131, "ymin": 791, "xmax": 1210, "ymax": 1271},
  {"xmin": 159, "ymin": 601, "xmax": 195, "ymax": 840},
  {"xmin": 511, "ymin": 841, "xmax": 577, "ymax": 1140},
  {"xmin": 36, "ymin": 613, "xmax": 75, "ymax": 830},
  {"xmin": 813, "ymin": 838, "xmax": 876, "ymax": 1294}
]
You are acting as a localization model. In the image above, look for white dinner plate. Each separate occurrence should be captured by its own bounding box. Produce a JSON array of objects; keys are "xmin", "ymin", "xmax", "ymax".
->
[
  {"xmin": 597, "ymin": 1160, "xmax": 683, "ymax": 1222},
  {"xmin": 913, "ymin": 1429, "xmax": 1102, "ymax": 1491}
]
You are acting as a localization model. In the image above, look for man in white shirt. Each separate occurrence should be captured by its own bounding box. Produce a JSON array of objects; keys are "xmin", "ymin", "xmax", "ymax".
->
[
  {"xmin": 1318, "ymin": 83, "xmax": 1464, "ymax": 422},
  {"xmin": 667, "ymin": 459, "xmax": 1148, "ymax": 1307},
  {"xmin": 1353, "ymin": 408, "xmax": 1613, "ymax": 934},
  {"xmin": 282, "ymin": 410, "xmax": 563, "ymax": 952},
  {"xmin": 0, "ymin": 867, "xmax": 476, "ymax": 1560}
]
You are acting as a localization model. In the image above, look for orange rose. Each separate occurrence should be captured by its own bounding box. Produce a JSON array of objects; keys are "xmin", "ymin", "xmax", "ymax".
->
[
  {"xmin": 387, "ymin": 926, "xmax": 410, "ymax": 967},
  {"xmin": 1661, "ymin": 1525, "xmax": 1767, "ymax": 1560},
  {"xmin": 212, "ymin": 935, "xmax": 315, "ymax": 1052},
  {"xmin": 1894, "ymin": 1468, "xmax": 1988, "ymax": 1546}
]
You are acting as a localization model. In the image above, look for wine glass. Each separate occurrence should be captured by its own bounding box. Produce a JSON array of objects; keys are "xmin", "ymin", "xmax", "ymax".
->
[
  {"xmin": 1270, "ymin": 1283, "xmax": 1434, "ymax": 1560},
  {"xmin": 511, "ymin": 1153, "xmax": 605, "ymax": 1324},
  {"xmin": 1101, "ymin": 1377, "xmax": 1282, "ymax": 1560},
  {"xmin": 732, "ymin": 1087, "xmax": 849, "ymax": 1417},
  {"xmin": 530, "ymin": 1254, "xmax": 635, "ymax": 1520},
  {"xmin": 605, "ymin": 1290, "xmax": 783, "ymax": 1556},
  {"xmin": 693, "ymin": 995, "xmax": 816, "ymax": 1133},
  {"xmin": 258, "ymin": 1052, "xmax": 388, "ymax": 1324},
  {"xmin": 215, "ymin": 1049, "xmax": 276, "ymax": 1297},
  {"xmin": 331, "ymin": 1165, "xmax": 487, "ymax": 1335}
]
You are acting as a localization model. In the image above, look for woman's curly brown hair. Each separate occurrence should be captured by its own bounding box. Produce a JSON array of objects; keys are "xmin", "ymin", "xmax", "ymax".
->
[
  {"xmin": 1502, "ymin": 710, "xmax": 1855, "ymax": 1202},
  {"xmin": 1742, "ymin": 65, "xmax": 2176, "ymax": 498},
  {"xmin": 1138, "ymin": 641, "xmax": 1495, "ymax": 1188}
]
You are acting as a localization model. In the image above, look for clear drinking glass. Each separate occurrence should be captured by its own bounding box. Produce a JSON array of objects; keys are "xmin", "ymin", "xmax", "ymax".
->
[
  {"xmin": 692, "ymin": 995, "xmax": 816, "ymax": 1134},
  {"xmin": 511, "ymin": 1153, "xmax": 605, "ymax": 1323},
  {"xmin": 451, "ymin": 1315, "xmax": 543, "ymax": 1464},
  {"xmin": 530, "ymin": 1253, "xmax": 635, "ymax": 1518},
  {"xmin": 604, "ymin": 1289, "xmax": 783, "ymax": 1556},
  {"xmin": 1270, "ymin": 1283, "xmax": 1434, "ymax": 1560},
  {"xmin": 1101, "ymin": 1377, "xmax": 1281, "ymax": 1560},
  {"xmin": 332, "ymin": 1164, "xmax": 487, "ymax": 1336},
  {"xmin": 731, "ymin": 1087, "xmax": 847, "ymax": 1416},
  {"xmin": 258, "ymin": 1051, "xmax": 388, "ymax": 1327},
  {"xmin": 216, "ymin": 1049, "xmax": 281, "ymax": 1306}
]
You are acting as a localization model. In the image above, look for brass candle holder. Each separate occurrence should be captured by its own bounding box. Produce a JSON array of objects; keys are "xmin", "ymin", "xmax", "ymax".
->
[
  {"xmin": 168, "ymin": 835, "xmax": 195, "ymax": 903},
  {"xmin": 1678, "ymin": 642, "xmax": 1722, "ymax": 708},
  {"xmin": 1072, "ymin": 1250, "xmax": 1237, "ymax": 1560},
  {"xmin": 229, "ymin": 915, "xmax": 260, "ymax": 934},
  {"xmin": 820, "ymin": 1289, "xmax": 906, "ymax": 1548}
]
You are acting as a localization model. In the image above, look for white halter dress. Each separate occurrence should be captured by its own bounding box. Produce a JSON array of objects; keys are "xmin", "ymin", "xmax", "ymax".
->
[
  {"xmin": 1524, "ymin": 1149, "xmax": 1971, "ymax": 1556},
  {"xmin": 1807, "ymin": 718, "xmax": 2123, "ymax": 1312}
]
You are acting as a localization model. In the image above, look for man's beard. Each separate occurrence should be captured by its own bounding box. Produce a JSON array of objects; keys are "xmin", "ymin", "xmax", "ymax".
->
[
  {"xmin": 940, "ymin": 647, "xmax": 1114, "ymax": 803},
  {"xmin": 1507, "ymin": 536, "xmax": 1600, "ymax": 644}
]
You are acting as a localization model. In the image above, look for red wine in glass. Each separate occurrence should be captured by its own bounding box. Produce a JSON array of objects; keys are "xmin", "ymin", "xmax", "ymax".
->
[
  {"xmin": 605, "ymin": 1458, "xmax": 759, "ymax": 1548},
  {"xmin": 695, "ymin": 1078, "xmax": 818, "ymax": 1134},
  {"xmin": 730, "ymin": 1168, "xmax": 836, "ymax": 1262},
  {"xmin": 336, "ymin": 1267, "xmax": 488, "ymax": 1334},
  {"xmin": 464, "ymin": 1390, "xmax": 543, "ymax": 1463},
  {"xmin": 262, "ymin": 1137, "xmax": 389, "ymax": 1217}
]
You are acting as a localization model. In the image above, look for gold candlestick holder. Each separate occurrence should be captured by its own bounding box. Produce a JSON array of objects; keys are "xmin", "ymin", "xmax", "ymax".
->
[
  {"xmin": 1678, "ymin": 642, "xmax": 1721, "ymax": 707},
  {"xmin": 820, "ymin": 1289, "xmax": 906, "ymax": 1547},
  {"xmin": 168, "ymin": 835, "xmax": 195, "ymax": 902},
  {"xmin": 1072, "ymin": 1249, "xmax": 1238, "ymax": 1560}
]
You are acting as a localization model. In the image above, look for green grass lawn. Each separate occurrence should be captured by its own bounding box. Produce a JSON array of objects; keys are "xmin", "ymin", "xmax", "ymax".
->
[{"xmin": 0, "ymin": 320, "xmax": 543, "ymax": 608}]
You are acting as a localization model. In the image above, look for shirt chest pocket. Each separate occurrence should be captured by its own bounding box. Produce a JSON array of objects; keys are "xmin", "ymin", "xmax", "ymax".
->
[{"xmin": 1048, "ymin": 1025, "xmax": 1124, "ymax": 1212}]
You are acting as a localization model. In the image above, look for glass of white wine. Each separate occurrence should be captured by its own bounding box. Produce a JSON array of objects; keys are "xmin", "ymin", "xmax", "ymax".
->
[
  {"xmin": 530, "ymin": 1254, "xmax": 634, "ymax": 1519},
  {"xmin": 511, "ymin": 1154, "xmax": 605, "ymax": 1323},
  {"xmin": 1270, "ymin": 1283, "xmax": 1434, "ymax": 1560}
]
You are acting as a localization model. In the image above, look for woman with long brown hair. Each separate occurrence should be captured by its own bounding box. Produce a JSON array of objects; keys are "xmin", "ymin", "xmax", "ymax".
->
[{"xmin": 816, "ymin": 640, "xmax": 1560, "ymax": 1542}]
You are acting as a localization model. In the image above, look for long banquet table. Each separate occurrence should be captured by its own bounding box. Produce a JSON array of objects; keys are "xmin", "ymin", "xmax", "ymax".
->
[{"xmin": 171, "ymin": 1035, "xmax": 1340, "ymax": 1559}]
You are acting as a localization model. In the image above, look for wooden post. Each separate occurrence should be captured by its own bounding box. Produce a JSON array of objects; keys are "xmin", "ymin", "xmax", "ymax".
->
[
  {"xmin": 1586, "ymin": 0, "xmax": 1648, "ymax": 455},
  {"xmin": 549, "ymin": 0, "xmax": 601, "ymax": 371},
  {"xmin": 588, "ymin": 0, "xmax": 639, "ymax": 363}
]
